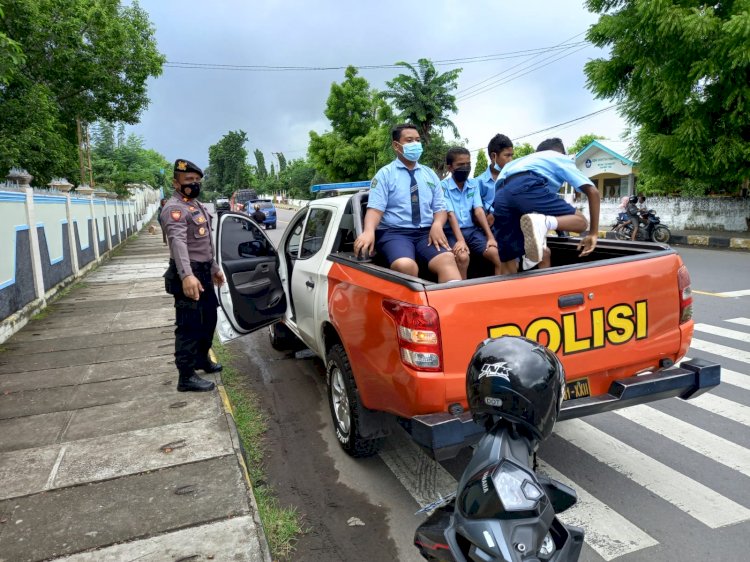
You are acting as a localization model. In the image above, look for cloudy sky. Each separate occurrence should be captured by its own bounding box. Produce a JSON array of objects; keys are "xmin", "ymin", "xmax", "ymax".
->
[{"xmin": 128, "ymin": 0, "xmax": 628, "ymax": 170}]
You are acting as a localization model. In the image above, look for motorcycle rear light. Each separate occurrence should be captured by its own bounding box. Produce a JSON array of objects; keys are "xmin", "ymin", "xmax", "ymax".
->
[
  {"xmin": 383, "ymin": 299, "xmax": 443, "ymax": 372},
  {"xmin": 677, "ymin": 265, "xmax": 693, "ymax": 324}
]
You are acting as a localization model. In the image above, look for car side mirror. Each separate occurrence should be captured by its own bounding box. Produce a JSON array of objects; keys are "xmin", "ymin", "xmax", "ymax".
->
[{"xmin": 238, "ymin": 240, "xmax": 263, "ymax": 258}]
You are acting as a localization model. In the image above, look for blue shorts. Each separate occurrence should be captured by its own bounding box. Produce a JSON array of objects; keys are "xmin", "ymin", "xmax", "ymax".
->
[
  {"xmin": 375, "ymin": 227, "xmax": 449, "ymax": 266},
  {"xmin": 446, "ymin": 226, "xmax": 489, "ymax": 254},
  {"xmin": 493, "ymin": 171, "xmax": 576, "ymax": 262}
]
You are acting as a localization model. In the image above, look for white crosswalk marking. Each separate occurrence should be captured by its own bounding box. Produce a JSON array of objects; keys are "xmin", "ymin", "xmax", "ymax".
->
[
  {"xmin": 614, "ymin": 405, "xmax": 750, "ymax": 478},
  {"xmin": 694, "ymin": 323, "xmax": 750, "ymax": 343},
  {"xmin": 537, "ymin": 460, "xmax": 658, "ymax": 561},
  {"xmin": 726, "ymin": 317, "xmax": 750, "ymax": 327},
  {"xmin": 553, "ymin": 419, "xmax": 750, "ymax": 528},
  {"xmin": 690, "ymin": 337, "xmax": 750, "ymax": 365},
  {"xmin": 688, "ymin": 393, "xmax": 750, "ymax": 427}
]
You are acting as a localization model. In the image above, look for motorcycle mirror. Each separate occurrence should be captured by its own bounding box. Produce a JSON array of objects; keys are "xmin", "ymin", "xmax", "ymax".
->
[{"xmin": 536, "ymin": 475, "xmax": 578, "ymax": 514}]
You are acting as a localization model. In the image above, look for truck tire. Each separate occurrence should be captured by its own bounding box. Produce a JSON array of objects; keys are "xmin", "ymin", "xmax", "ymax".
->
[{"xmin": 326, "ymin": 344, "xmax": 383, "ymax": 458}]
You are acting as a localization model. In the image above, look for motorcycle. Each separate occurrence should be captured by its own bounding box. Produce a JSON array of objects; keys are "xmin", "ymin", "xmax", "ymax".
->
[
  {"xmin": 414, "ymin": 337, "xmax": 584, "ymax": 562},
  {"xmin": 612, "ymin": 210, "xmax": 670, "ymax": 243}
]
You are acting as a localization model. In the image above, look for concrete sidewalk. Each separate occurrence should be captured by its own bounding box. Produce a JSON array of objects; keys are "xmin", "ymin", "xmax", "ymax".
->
[{"xmin": 0, "ymin": 223, "xmax": 270, "ymax": 562}]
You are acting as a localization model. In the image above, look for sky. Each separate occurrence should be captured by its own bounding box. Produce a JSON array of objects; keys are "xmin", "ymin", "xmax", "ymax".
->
[{"xmin": 127, "ymin": 0, "xmax": 628, "ymax": 171}]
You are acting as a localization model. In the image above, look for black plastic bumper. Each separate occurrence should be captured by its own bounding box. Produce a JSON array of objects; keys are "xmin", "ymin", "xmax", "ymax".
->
[{"xmin": 406, "ymin": 358, "xmax": 721, "ymax": 461}]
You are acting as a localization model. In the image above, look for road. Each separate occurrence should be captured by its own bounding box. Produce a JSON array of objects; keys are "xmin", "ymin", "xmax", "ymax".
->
[{"xmin": 230, "ymin": 207, "xmax": 750, "ymax": 562}]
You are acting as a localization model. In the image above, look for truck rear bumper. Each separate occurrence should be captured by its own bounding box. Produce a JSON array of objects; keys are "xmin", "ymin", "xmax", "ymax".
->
[{"xmin": 406, "ymin": 358, "xmax": 721, "ymax": 461}]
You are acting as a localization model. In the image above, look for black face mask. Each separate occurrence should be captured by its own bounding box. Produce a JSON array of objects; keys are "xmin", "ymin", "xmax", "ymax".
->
[
  {"xmin": 179, "ymin": 182, "xmax": 201, "ymax": 199},
  {"xmin": 452, "ymin": 167, "xmax": 471, "ymax": 183}
]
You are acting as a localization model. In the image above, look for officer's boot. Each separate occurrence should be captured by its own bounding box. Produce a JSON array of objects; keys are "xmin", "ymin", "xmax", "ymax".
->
[
  {"xmin": 177, "ymin": 368, "xmax": 215, "ymax": 392},
  {"xmin": 195, "ymin": 358, "xmax": 223, "ymax": 373}
]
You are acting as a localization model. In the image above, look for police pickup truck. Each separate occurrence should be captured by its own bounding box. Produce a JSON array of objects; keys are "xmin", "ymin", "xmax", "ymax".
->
[{"xmin": 214, "ymin": 182, "xmax": 720, "ymax": 460}]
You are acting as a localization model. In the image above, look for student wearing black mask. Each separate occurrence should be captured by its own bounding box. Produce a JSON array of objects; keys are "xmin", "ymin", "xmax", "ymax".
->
[{"xmin": 441, "ymin": 147, "xmax": 502, "ymax": 279}]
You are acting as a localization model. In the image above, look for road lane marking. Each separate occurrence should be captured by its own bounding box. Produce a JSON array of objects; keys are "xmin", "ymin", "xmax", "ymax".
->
[
  {"xmin": 727, "ymin": 317, "xmax": 750, "ymax": 327},
  {"xmin": 692, "ymin": 290, "xmax": 725, "ymax": 297},
  {"xmin": 688, "ymin": 393, "xmax": 750, "ymax": 427},
  {"xmin": 554, "ymin": 419, "xmax": 750, "ymax": 528},
  {"xmin": 614, "ymin": 405, "xmax": 750, "ymax": 478},
  {"xmin": 537, "ymin": 460, "xmax": 658, "ymax": 561},
  {"xmin": 690, "ymin": 338, "xmax": 750, "ymax": 365},
  {"xmin": 718, "ymin": 289, "xmax": 750, "ymax": 298},
  {"xmin": 378, "ymin": 427, "xmax": 456, "ymax": 508},
  {"xmin": 694, "ymin": 323, "xmax": 750, "ymax": 343}
]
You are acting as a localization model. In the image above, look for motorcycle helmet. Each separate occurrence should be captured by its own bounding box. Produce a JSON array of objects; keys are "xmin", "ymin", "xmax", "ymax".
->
[
  {"xmin": 628, "ymin": 195, "xmax": 638, "ymax": 204},
  {"xmin": 466, "ymin": 336, "xmax": 566, "ymax": 441}
]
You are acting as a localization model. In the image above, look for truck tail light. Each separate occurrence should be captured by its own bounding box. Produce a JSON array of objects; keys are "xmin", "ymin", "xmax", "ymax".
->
[
  {"xmin": 677, "ymin": 265, "xmax": 693, "ymax": 324},
  {"xmin": 383, "ymin": 299, "xmax": 443, "ymax": 372}
]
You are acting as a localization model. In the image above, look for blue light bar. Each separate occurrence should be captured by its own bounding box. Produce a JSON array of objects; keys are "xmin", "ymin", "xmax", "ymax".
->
[{"xmin": 311, "ymin": 180, "xmax": 370, "ymax": 193}]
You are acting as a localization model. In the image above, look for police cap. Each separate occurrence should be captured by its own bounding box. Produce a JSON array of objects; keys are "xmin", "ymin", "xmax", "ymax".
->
[{"xmin": 173, "ymin": 159, "xmax": 203, "ymax": 178}]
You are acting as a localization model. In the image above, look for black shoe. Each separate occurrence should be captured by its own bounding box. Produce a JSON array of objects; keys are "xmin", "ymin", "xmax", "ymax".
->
[
  {"xmin": 196, "ymin": 361, "xmax": 223, "ymax": 373},
  {"xmin": 177, "ymin": 371, "xmax": 216, "ymax": 392}
]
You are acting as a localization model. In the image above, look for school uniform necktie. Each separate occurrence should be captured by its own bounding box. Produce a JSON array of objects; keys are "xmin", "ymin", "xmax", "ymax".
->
[{"xmin": 407, "ymin": 168, "xmax": 420, "ymax": 226}]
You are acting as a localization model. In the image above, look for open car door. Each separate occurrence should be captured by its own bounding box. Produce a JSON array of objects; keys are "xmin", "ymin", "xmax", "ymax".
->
[{"xmin": 215, "ymin": 212, "xmax": 286, "ymax": 342}]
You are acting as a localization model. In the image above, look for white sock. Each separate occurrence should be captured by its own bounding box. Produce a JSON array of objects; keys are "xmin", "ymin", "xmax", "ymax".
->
[{"xmin": 544, "ymin": 216, "xmax": 558, "ymax": 231}]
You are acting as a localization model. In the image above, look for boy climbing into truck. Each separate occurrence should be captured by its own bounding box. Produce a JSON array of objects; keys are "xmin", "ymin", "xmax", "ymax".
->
[
  {"xmin": 441, "ymin": 147, "xmax": 502, "ymax": 279},
  {"xmin": 493, "ymin": 137, "xmax": 601, "ymax": 274},
  {"xmin": 353, "ymin": 124, "xmax": 462, "ymax": 282}
]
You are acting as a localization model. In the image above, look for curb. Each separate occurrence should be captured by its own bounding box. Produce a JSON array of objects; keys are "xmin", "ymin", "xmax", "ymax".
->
[
  {"xmin": 599, "ymin": 230, "xmax": 749, "ymax": 250},
  {"xmin": 216, "ymin": 379, "xmax": 274, "ymax": 562}
]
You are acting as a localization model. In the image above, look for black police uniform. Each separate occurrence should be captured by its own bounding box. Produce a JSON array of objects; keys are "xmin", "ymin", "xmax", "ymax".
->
[{"xmin": 162, "ymin": 159, "xmax": 222, "ymax": 392}]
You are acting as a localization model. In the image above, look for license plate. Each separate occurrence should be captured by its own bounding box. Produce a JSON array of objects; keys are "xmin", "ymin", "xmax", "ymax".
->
[{"xmin": 564, "ymin": 378, "xmax": 591, "ymax": 401}]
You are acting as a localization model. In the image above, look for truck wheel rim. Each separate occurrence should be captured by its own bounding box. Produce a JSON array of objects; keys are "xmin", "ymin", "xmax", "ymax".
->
[{"xmin": 330, "ymin": 367, "xmax": 351, "ymax": 435}]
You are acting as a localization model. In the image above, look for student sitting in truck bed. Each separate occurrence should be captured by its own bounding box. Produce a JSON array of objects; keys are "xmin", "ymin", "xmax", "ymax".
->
[
  {"xmin": 441, "ymin": 147, "xmax": 502, "ymax": 279},
  {"xmin": 353, "ymin": 123, "xmax": 462, "ymax": 283}
]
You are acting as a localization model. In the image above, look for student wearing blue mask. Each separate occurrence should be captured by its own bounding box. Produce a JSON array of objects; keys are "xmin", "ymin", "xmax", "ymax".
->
[
  {"xmin": 475, "ymin": 134, "xmax": 514, "ymax": 227},
  {"xmin": 442, "ymin": 147, "xmax": 501, "ymax": 279},
  {"xmin": 354, "ymin": 124, "xmax": 462, "ymax": 283},
  {"xmin": 493, "ymin": 137, "xmax": 600, "ymax": 275}
]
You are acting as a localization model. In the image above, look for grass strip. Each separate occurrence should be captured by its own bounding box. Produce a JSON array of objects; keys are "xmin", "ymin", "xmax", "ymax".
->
[{"xmin": 213, "ymin": 339, "xmax": 303, "ymax": 560}]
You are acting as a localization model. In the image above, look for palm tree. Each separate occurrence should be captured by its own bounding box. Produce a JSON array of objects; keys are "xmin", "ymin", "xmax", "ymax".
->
[{"xmin": 383, "ymin": 59, "xmax": 461, "ymax": 145}]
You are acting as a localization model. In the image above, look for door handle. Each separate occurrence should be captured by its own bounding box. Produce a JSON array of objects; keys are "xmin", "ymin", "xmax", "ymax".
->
[
  {"xmin": 558, "ymin": 293, "xmax": 584, "ymax": 308},
  {"xmin": 258, "ymin": 263, "xmax": 270, "ymax": 273},
  {"xmin": 306, "ymin": 279, "xmax": 315, "ymax": 289}
]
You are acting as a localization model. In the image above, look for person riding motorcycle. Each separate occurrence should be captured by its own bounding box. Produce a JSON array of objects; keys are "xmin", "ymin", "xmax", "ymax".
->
[{"xmin": 626, "ymin": 195, "xmax": 640, "ymax": 241}]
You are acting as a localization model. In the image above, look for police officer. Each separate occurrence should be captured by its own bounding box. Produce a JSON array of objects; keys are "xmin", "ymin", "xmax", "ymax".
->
[{"xmin": 162, "ymin": 159, "xmax": 225, "ymax": 392}]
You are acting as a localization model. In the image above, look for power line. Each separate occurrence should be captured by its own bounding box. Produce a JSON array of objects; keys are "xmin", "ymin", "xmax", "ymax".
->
[
  {"xmin": 455, "ymin": 31, "xmax": 587, "ymax": 97},
  {"xmin": 465, "ymin": 105, "xmax": 618, "ymax": 153},
  {"xmin": 456, "ymin": 44, "xmax": 591, "ymax": 103},
  {"xmin": 162, "ymin": 41, "xmax": 589, "ymax": 73},
  {"xmin": 511, "ymin": 106, "xmax": 617, "ymax": 141}
]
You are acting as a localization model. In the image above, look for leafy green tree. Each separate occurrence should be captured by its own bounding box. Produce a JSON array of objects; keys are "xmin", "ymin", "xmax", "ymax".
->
[
  {"xmin": 270, "ymin": 163, "xmax": 276, "ymax": 178},
  {"xmin": 473, "ymin": 150, "xmax": 489, "ymax": 177},
  {"xmin": 0, "ymin": 3, "xmax": 24, "ymax": 85},
  {"xmin": 206, "ymin": 130, "xmax": 250, "ymax": 195},
  {"xmin": 254, "ymin": 149, "xmax": 268, "ymax": 179},
  {"xmin": 91, "ymin": 130, "xmax": 170, "ymax": 196},
  {"xmin": 584, "ymin": 0, "xmax": 750, "ymax": 192},
  {"xmin": 0, "ymin": 0, "xmax": 164, "ymax": 185},
  {"xmin": 309, "ymin": 66, "xmax": 393, "ymax": 181},
  {"xmin": 513, "ymin": 142, "xmax": 535, "ymax": 158},
  {"xmin": 383, "ymin": 59, "xmax": 461, "ymax": 145},
  {"xmin": 277, "ymin": 152, "xmax": 287, "ymax": 172},
  {"xmin": 569, "ymin": 133, "xmax": 605, "ymax": 156}
]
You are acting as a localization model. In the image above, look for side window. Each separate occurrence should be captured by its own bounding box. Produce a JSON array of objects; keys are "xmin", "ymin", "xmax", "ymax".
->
[
  {"xmin": 220, "ymin": 215, "xmax": 273, "ymax": 261},
  {"xmin": 285, "ymin": 211, "xmax": 307, "ymax": 258},
  {"xmin": 300, "ymin": 209, "xmax": 332, "ymax": 259}
]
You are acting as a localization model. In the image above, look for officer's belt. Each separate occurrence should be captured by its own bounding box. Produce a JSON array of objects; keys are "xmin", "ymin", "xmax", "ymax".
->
[{"xmin": 189, "ymin": 260, "xmax": 213, "ymax": 273}]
